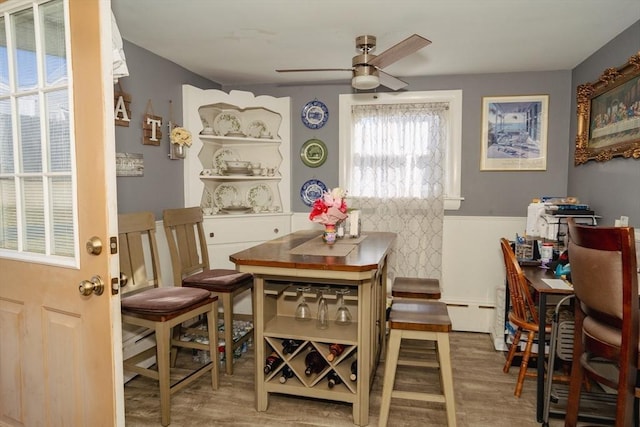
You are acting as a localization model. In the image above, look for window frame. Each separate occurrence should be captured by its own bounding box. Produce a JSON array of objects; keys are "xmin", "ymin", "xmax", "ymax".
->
[
  {"xmin": 338, "ymin": 90, "xmax": 463, "ymax": 210},
  {"xmin": 0, "ymin": 0, "xmax": 79, "ymax": 268}
]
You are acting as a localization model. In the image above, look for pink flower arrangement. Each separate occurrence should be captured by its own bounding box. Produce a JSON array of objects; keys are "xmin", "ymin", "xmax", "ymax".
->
[{"xmin": 309, "ymin": 187, "xmax": 348, "ymax": 226}]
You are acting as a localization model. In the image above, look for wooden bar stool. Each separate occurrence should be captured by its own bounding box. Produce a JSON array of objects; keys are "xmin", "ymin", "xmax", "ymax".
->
[
  {"xmin": 392, "ymin": 276, "xmax": 441, "ymax": 300},
  {"xmin": 379, "ymin": 300, "xmax": 456, "ymax": 427}
]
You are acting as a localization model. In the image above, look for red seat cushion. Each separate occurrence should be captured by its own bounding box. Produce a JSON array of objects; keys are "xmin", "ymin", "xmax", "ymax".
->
[
  {"xmin": 121, "ymin": 287, "xmax": 211, "ymax": 315},
  {"xmin": 182, "ymin": 269, "xmax": 253, "ymax": 293}
]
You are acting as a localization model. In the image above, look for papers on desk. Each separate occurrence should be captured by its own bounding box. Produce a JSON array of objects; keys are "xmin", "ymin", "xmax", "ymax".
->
[{"xmin": 542, "ymin": 278, "xmax": 573, "ymax": 290}]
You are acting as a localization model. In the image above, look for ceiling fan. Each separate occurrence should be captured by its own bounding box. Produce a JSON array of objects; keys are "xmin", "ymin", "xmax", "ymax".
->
[{"xmin": 276, "ymin": 34, "xmax": 431, "ymax": 91}]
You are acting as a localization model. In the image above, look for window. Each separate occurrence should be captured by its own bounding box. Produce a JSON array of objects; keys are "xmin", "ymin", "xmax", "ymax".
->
[
  {"xmin": 0, "ymin": 0, "xmax": 77, "ymax": 266},
  {"xmin": 338, "ymin": 90, "xmax": 462, "ymax": 210}
]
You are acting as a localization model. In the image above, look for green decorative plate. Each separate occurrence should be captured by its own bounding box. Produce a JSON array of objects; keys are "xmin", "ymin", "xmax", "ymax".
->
[{"xmin": 300, "ymin": 138, "xmax": 327, "ymax": 168}]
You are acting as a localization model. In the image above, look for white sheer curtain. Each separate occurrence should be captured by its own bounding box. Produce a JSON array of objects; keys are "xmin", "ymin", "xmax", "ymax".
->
[{"xmin": 349, "ymin": 102, "xmax": 447, "ymax": 281}]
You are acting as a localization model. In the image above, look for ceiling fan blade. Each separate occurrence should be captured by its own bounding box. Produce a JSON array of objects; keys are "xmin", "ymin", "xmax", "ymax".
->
[
  {"xmin": 378, "ymin": 70, "xmax": 408, "ymax": 91},
  {"xmin": 368, "ymin": 34, "xmax": 431, "ymax": 69},
  {"xmin": 276, "ymin": 68, "xmax": 352, "ymax": 73}
]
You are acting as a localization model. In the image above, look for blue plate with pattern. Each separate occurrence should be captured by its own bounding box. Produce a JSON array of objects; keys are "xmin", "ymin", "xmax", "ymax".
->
[
  {"xmin": 300, "ymin": 179, "xmax": 328, "ymax": 207},
  {"xmin": 301, "ymin": 100, "xmax": 329, "ymax": 129}
]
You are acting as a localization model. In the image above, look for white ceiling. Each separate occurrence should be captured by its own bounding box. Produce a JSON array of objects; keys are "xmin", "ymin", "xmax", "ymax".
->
[{"xmin": 111, "ymin": 0, "xmax": 640, "ymax": 89}]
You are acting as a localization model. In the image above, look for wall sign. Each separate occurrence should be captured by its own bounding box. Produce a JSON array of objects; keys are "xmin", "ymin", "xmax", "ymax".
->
[
  {"xmin": 142, "ymin": 99, "xmax": 162, "ymax": 146},
  {"xmin": 116, "ymin": 153, "xmax": 144, "ymax": 177},
  {"xmin": 114, "ymin": 82, "xmax": 131, "ymax": 127}
]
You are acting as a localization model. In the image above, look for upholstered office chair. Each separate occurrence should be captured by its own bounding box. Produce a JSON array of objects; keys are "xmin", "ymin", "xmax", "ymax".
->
[
  {"xmin": 564, "ymin": 219, "xmax": 639, "ymax": 427},
  {"xmin": 163, "ymin": 207, "xmax": 254, "ymax": 375},
  {"xmin": 500, "ymin": 237, "xmax": 554, "ymax": 397},
  {"xmin": 119, "ymin": 211, "xmax": 219, "ymax": 426}
]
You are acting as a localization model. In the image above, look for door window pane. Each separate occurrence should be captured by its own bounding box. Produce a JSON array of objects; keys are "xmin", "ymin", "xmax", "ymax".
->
[
  {"xmin": 0, "ymin": 178, "xmax": 17, "ymax": 250},
  {"xmin": 47, "ymin": 89, "xmax": 70, "ymax": 172},
  {"xmin": 41, "ymin": 0, "xmax": 66, "ymax": 86},
  {"xmin": 0, "ymin": 17, "xmax": 8, "ymax": 95},
  {"xmin": 12, "ymin": 8, "xmax": 37, "ymax": 92},
  {"xmin": 22, "ymin": 176, "xmax": 45, "ymax": 254},
  {"xmin": 0, "ymin": 99, "xmax": 13, "ymax": 174},
  {"xmin": 18, "ymin": 94, "xmax": 42, "ymax": 173}
]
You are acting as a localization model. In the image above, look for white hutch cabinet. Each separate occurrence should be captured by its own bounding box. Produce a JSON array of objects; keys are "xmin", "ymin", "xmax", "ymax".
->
[{"xmin": 181, "ymin": 85, "xmax": 292, "ymax": 271}]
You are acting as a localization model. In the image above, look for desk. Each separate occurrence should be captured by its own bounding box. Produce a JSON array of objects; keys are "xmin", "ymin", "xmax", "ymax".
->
[
  {"xmin": 521, "ymin": 266, "xmax": 573, "ymax": 423},
  {"xmin": 230, "ymin": 230, "xmax": 396, "ymax": 426}
]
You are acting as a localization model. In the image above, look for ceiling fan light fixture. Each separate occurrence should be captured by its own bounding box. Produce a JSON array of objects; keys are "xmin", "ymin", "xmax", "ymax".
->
[
  {"xmin": 352, "ymin": 63, "xmax": 380, "ymax": 90},
  {"xmin": 352, "ymin": 74, "xmax": 380, "ymax": 90}
]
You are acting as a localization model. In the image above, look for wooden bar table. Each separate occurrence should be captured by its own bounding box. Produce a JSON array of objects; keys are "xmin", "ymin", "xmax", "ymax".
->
[{"xmin": 230, "ymin": 230, "xmax": 396, "ymax": 426}]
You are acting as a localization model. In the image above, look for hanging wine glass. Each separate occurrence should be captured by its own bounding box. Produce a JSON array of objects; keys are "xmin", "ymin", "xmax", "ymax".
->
[
  {"xmin": 316, "ymin": 286, "xmax": 330, "ymax": 330},
  {"xmin": 335, "ymin": 288, "xmax": 352, "ymax": 326},
  {"xmin": 295, "ymin": 286, "xmax": 312, "ymax": 321}
]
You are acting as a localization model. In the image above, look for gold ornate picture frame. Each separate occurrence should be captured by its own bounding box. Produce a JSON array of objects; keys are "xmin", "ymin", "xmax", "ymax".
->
[{"xmin": 575, "ymin": 51, "xmax": 640, "ymax": 165}]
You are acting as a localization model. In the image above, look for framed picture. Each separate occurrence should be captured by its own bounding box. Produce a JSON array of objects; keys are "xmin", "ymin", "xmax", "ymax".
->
[
  {"xmin": 480, "ymin": 95, "xmax": 549, "ymax": 171},
  {"xmin": 574, "ymin": 51, "xmax": 640, "ymax": 165},
  {"xmin": 480, "ymin": 95, "xmax": 548, "ymax": 171}
]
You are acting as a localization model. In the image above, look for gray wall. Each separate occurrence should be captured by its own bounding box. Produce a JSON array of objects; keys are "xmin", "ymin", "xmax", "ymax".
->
[
  {"xmin": 115, "ymin": 41, "xmax": 219, "ymax": 218},
  {"xmin": 229, "ymin": 70, "xmax": 572, "ymax": 216},
  {"xmin": 568, "ymin": 20, "xmax": 640, "ymax": 227},
  {"xmin": 116, "ymin": 20, "xmax": 639, "ymax": 222}
]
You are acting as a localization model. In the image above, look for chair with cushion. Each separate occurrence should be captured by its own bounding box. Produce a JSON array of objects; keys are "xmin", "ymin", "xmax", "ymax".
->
[
  {"xmin": 564, "ymin": 219, "xmax": 639, "ymax": 427},
  {"xmin": 119, "ymin": 211, "xmax": 219, "ymax": 426},
  {"xmin": 163, "ymin": 207, "xmax": 254, "ymax": 375}
]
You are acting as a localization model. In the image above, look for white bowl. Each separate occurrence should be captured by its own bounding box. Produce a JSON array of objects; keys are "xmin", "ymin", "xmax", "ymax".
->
[{"xmin": 225, "ymin": 160, "xmax": 250, "ymax": 169}]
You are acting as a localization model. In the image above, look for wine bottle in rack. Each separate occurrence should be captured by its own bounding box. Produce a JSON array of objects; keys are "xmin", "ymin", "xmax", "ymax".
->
[
  {"xmin": 326, "ymin": 343, "xmax": 345, "ymax": 362},
  {"xmin": 304, "ymin": 349, "xmax": 327, "ymax": 376},
  {"xmin": 279, "ymin": 365, "xmax": 294, "ymax": 384},
  {"xmin": 264, "ymin": 351, "xmax": 283, "ymax": 374},
  {"xmin": 350, "ymin": 359, "xmax": 357, "ymax": 381},
  {"xmin": 282, "ymin": 339, "xmax": 303, "ymax": 355},
  {"xmin": 327, "ymin": 370, "xmax": 343, "ymax": 388}
]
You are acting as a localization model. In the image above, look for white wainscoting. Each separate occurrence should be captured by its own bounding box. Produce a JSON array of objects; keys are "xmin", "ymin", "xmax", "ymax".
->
[
  {"xmin": 152, "ymin": 215, "xmax": 526, "ymax": 345},
  {"xmin": 442, "ymin": 216, "xmax": 525, "ymax": 348}
]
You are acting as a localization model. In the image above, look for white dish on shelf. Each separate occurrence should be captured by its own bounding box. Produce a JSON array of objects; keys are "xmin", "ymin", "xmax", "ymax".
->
[
  {"xmin": 246, "ymin": 184, "xmax": 273, "ymax": 210},
  {"xmin": 212, "ymin": 147, "xmax": 240, "ymax": 169},
  {"xmin": 213, "ymin": 111, "xmax": 242, "ymax": 136},
  {"xmin": 213, "ymin": 184, "xmax": 240, "ymax": 208},
  {"xmin": 223, "ymin": 169, "xmax": 252, "ymax": 176},
  {"xmin": 221, "ymin": 206, "xmax": 252, "ymax": 214},
  {"xmin": 246, "ymin": 120, "xmax": 268, "ymax": 138}
]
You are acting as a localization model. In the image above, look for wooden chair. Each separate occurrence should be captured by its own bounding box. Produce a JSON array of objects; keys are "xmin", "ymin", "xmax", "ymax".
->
[
  {"xmin": 163, "ymin": 207, "xmax": 254, "ymax": 375},
  {"xmin": 500, "ymin": 237, "xmax": 554, "ymax": 397},
  {"xmin": 119, "ymin": 211, "xmax": 219, "ymax": 426},
  {"xmin": 392, "ymin": 276, "xmax": 441, "ymax": 300},
  {"xmin": 379, "ymin": 300, "xmax": 456, "ymax": 426},
  {"xmin": 564, "ymin": 219, "xmax": 639, "ymax": 427}
]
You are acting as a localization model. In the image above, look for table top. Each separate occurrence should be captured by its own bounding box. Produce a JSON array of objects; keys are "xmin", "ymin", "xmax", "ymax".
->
[
  {"xmin": 522, "ymin": 265, "xmax": 574, "ymax": 295},
  {"xmin": 229, "ymin": 230, "xmax": 396, "ymax": 273}
]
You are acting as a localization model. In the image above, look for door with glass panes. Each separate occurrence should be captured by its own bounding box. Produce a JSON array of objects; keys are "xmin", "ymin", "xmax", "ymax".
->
[{"xmin": 0, "ymin": 0, "xmax": 120, "ymax": 425}]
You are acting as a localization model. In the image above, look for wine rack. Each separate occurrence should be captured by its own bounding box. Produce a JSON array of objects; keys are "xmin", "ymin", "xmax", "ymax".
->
[
  {"xmin": 260, "ymin": 281, "xmax": 361, "ymax": 402},
  {"xmin": 263, "ymin": 338, "xmax": 358, "ymax": 394}
]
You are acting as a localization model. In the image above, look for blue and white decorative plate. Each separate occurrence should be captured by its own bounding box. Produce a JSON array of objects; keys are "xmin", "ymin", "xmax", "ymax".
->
[
  {"xmin": 301, "ymin": 100, "xmax": 329, "ymax": 129},
  {"xmin": 300, "ymin": 179, "xmax": 328, "ymax": 207}
]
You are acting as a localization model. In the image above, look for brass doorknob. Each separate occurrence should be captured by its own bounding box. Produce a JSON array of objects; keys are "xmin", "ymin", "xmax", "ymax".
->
[{"xmin": 78, "ymin": 275, "xmax": 105, "ymax": 296}]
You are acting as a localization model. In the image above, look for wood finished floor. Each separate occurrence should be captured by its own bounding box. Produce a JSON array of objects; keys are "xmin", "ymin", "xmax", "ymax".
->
[{"xmin": 124, "ymin": 331, "xmax": 569, "ymax": 426}]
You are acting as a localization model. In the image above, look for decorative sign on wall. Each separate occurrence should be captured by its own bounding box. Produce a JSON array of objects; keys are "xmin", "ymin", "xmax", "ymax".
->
[
  {"xmin": 114, "ymin": 82, "xmax": 131, "ymax": 127},
  {"xmin": 116, "ymin": 153, "xmax": 144, "ymax": 177},
  {"xmin": 142, "ymin": 99, "xmax": 162, "ymax": 145}
]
